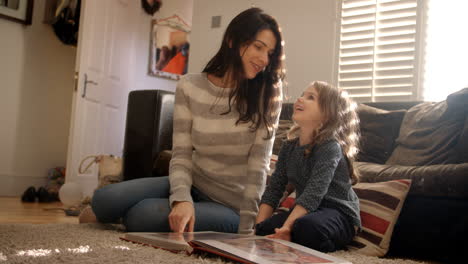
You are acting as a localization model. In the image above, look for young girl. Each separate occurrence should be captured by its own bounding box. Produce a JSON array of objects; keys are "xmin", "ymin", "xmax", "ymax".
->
[
  {"xmin": 90, "ymin": 7, "xmax": 285, "ymax": 235},
  {"xmin": 255, "ymin": 81, "xmax": 361, "ymax": 252}
]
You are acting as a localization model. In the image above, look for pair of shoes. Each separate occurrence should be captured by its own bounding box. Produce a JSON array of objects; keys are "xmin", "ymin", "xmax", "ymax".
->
[{"xmin": 21, "ymin": 186, "xmax": 53, "ymax": 203}]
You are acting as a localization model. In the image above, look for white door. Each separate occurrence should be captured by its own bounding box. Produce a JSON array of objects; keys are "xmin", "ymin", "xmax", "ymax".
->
[{"xmin": 66, "ymin": 0, "xmax": 137, "ymax": 196}]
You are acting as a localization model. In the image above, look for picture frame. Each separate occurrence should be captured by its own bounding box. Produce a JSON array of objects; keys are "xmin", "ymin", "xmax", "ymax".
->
[
  {"xmin": 0, "ymin": 0, "xmax": 33, "ymax": 25},
  {"xmin": 148, "ymin": 15, "xmax": 191, "ymax": 81}
]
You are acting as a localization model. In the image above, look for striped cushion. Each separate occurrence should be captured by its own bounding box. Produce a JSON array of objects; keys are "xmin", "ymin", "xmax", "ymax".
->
[{"xmin": 349, "ymin": 179, "xmax": 412, "ymax": 256}]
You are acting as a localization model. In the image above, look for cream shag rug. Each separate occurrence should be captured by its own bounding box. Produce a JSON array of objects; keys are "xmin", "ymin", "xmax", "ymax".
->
[{"xmin": 0, "ymin": 223, "xmax": 438, "ymax": 264}]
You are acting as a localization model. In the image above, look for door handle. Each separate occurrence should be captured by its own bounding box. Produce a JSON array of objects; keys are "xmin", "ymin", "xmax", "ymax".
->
[
  {"xmin": 74, "ymin": 72, "xmax": 79, "ymax": 92},
  {"xmin": 82, "ymin": 73, "xmax": 98, "ymax": 98}
]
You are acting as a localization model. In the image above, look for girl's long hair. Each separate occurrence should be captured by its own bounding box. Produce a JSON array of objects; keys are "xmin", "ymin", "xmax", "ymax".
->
[
  {"xmin": 288, "ymin": 81, "xmax": 360, "ymax": 184},
  {"xmin": 203, "ymin": 7, "xmax": 285, "ymax": 138}
]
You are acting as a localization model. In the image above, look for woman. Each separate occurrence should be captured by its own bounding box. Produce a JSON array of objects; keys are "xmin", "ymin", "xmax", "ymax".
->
[{"xmin": 90, "ymin": 7, "xmax": 285, "ymax": 235}]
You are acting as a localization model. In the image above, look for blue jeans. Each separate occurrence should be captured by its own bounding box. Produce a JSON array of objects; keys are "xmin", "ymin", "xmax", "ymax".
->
[
  {"xmin": 255, "ymin": 207, "xmax": 355, "ymax": 252},
  {"xmin": 91, "ymin": 177, "xmax": 239, "ymax": 232}
]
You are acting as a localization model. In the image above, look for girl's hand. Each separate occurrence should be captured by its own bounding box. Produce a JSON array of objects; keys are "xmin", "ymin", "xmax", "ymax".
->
[
  {"xmin": 266, "ymin": 204, "xmax": 307, "ymax": 241},
  {"xmin": 256, "ymin": 203, "xmax": 274, "ymax": 225},
  {"xmin": 266, "ymin": 226, "xmax": 291, "ymax": 241},
  {"xmin": 168, "ymin": 201, "xmax": 195, "ymax": 233}
]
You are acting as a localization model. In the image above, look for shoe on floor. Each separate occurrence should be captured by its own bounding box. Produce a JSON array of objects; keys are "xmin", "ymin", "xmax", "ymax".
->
[
  {"xmin": 79, "ymin": 205, "xmax": 98, "ymax": 223},
  {"xmin": 37, "ymin": 187, "xmax": 51, "ymax": 203},
  {"xmin": 21, "ymin": 186, "xmax": 36, "ymax": 202}
]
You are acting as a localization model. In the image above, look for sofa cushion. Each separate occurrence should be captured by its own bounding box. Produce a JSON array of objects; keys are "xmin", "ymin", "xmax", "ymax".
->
[
  {"xmin": 356, "ymin": 104, "xmax": 406, "ymax": 164},
  {"xmin": 388, "ymin": 195, "xmax": 468, "ymax": 263},
  {"xmin": 355, "ymin": 161, "xmax": 468, "ymax": 198},
  {"xmin": 348, "ymin": 179, "xmax": 411, "ymax": 257},
  {"xmin": 456, "ymin": 115, "xmax": 468, "ymax": 163},
  {"xmin": 386, "ymin": 88, "xmax": 468, "ymax": 166},
  {"xmin": 451, "ymin": 88, "xmax": 468, "ymax": 163}
]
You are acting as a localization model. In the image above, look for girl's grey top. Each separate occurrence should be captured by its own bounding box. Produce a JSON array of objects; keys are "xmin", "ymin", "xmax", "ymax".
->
[{"xmin": 261, "ymin": 138, "xmax": 361, "ymax": 228}]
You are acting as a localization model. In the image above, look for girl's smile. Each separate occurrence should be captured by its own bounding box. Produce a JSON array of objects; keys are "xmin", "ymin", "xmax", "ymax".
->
[{"xmin": 292, "ymin": 86, "xmax": 324, "ymax": 129}]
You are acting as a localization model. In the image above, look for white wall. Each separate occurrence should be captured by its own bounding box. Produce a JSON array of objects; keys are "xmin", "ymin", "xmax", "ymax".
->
[
  {"xmin": 0, "ymin": 0, "xmax": 76, "ymax": 195},
  {"xmin": 156, "ymin": 0, "xmax": 193, "ymax": 27},
  {"xmin": 128, "ymin": 0, "xmax": 337, "ymax": 100},
  {"xmin": 131, "ymin": 0, "xmax": 193, "ymax": 92},
  {"xmin": 0, "ymin": 0, "xmax": 194, "ymax": 196},
  {"xmin": 189, "ymin": 0, "xmax": 338, "ymax": 101},
  {"xmin": 0, "ymin": 0, "xmax": 336, "ymax": 195}
]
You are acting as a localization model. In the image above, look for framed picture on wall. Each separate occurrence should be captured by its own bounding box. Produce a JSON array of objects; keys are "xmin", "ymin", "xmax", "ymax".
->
[
  {"xmin": 0, "ymin": 0, "xmax": 33, "ymax": 25},
  {"xmin": 148, "ymin": 14, "xmax": 191, "ymax": 80}
]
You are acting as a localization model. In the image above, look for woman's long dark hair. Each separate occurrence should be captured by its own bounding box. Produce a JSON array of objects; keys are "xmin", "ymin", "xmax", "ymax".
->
[{"xmin": 203, "ymin": 7, "xmax": 285, "ymax": 138}]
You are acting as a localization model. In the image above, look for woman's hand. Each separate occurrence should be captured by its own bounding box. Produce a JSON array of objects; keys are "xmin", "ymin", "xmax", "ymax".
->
[
  {"xmin": 266, "ymin": 226, "xmax": 291, "ymax": 241},
  {"xmin": 168, "ymin": 201, "xmax": 195, "ymax": 233}
]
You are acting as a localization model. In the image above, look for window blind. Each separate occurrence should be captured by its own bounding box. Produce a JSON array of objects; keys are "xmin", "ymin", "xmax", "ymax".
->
[{"xmin": 337, "ymin": 0, "xmax": 424, "ymax": 102}]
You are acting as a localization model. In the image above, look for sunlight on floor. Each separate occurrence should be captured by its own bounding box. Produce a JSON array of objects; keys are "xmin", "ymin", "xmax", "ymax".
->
[
  {"xmin": 16, "ymin": 246, "xmax": 92, "ymax": 257},
  {"xmin": 114, "ymin": 245, "xmax": 130, "ymax": 250},
  {"xmin": 66, "ymin": 245, "xmax": 92, "ymax": 254},
  {"xmin": 4, "ymin": 244, "xmax": 131, "ymax": 261},
  {"xmin": 17, "ymin": 248, "xmax": 54, "ymax": 257}
]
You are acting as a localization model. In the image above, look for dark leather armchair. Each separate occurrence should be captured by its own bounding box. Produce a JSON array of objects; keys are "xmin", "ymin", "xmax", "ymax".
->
[{"xmin": 122, "ymin": 90, "xmax": 175, "ymax": 180}]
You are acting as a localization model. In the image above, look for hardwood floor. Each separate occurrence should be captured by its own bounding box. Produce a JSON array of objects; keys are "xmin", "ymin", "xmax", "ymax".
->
[{"xmin": 0, "ymin": 197, "xmax": 78, "ymax": 224}]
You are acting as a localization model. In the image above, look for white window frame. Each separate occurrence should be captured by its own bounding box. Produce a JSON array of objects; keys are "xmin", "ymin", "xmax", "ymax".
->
[{"xmin": 333, "ymin": 0, "xmax": 428, "ymax": 103}]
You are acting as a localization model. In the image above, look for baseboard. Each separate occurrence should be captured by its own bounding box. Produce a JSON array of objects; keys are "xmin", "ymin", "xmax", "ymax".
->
[
  {"xmin": 0, "ymin": 174, "xmax": 48, "ymax": 196},
  {"xmin": 0, "ymin": 173, "xmax": 99, "ymax": 200}
]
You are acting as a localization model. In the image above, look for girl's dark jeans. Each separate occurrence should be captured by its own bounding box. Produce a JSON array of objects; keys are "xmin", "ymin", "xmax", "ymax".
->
[{"xmin": 255, "ymin": 207, "xmax": 356, "ymax": 252}]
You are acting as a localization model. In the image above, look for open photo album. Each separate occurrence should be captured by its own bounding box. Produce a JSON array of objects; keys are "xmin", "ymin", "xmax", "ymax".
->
[{"xmin": 121, "ymin": 231, "xmax": 352, "ymax": 264}]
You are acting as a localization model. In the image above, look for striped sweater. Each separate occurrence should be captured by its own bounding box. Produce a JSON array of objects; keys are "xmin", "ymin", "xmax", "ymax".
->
[{"xmin": 169, "ymin": 73, "xmax": 280, "ymax": 234}]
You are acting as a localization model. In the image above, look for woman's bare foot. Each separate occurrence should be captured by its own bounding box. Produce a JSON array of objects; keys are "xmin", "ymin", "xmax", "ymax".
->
[{"xmin": 78, "ymin": 205, "xmax": 98, "ymax": 223}]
